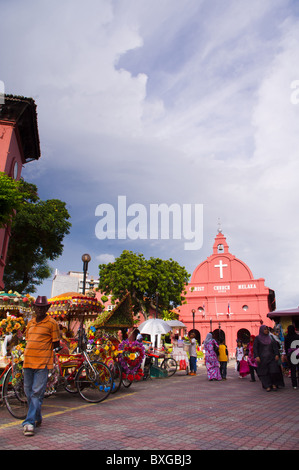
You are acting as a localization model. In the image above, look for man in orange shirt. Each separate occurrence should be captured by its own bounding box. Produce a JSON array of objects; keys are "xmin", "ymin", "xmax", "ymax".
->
[{"xmin": 22, "ymin": 296, "xmax": 60, "ymax": 436}]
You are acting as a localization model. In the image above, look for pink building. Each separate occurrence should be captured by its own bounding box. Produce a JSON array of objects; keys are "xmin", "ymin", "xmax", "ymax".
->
[
  {"xmin": 178, "ymin": 230, "xmax": 276, "ymax": 356},
  {"xmin": 0, "ymin": 95, "xmax": 41, "ymax": 289}
]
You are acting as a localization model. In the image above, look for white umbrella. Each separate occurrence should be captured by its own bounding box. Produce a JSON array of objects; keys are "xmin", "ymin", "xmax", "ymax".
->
[
  {"xmin": 166, "ymin": 320, "xmax": 186, "ymax": 328},
  {"xmin": 138, "ymin": 318, "xmax": 172, "ymax": 336},
  {"xmin": 138, "ymin": 319, "xmax": 172, "ymax": 348}
]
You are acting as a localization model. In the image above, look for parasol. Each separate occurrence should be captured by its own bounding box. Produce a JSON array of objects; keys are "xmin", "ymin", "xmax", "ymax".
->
[
  {"xmin": 48, "ymin": 292, "xmax": 103, "ymax": 321},
  {"xmin": 138, "ymin": 318, "xmax": 172, "ymax": 348},
  {"xmin": 138, "ymin": 318, "xmax": 172, "ymax": 336},
  {"xmin": 166, "ymin": 320, "xmax": 186, "ymax": 328}
]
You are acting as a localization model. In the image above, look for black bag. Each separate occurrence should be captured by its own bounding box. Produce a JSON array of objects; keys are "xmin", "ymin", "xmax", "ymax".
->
[{"xmin": 213, "ymin": 343, "xmax": 219, "ymax": 355}]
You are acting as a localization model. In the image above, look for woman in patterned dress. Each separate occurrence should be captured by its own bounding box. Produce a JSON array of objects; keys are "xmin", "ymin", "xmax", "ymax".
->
[
  {"xmin": 204, "ymin": 333, "xmax": 222, "ymax": 381},
  {"xmin": 245, "ymin": 335, "xmax": 258, "ymax": 382}
]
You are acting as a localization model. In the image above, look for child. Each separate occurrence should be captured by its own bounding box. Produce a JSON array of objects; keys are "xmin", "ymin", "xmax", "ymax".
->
[
  {"xmin": 218, "ymin": 339, "xmax": 228, "ymax": 379},
  {"xmin": 236, "ymin": 340, "xmax": 244, "ymax": 378},
  {"xmin": 188, "ymin": 332, "xmax": 197, "ymax": 376}
]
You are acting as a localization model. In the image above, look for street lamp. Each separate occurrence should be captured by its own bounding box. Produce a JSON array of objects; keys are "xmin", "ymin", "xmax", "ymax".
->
[
  {"xmin": 192, "ymin": 309, "xmax": 195, "ymax": 330},
  {"xmin": 81, "ymin": 253, "xmax": 91, "ymax": 295}
]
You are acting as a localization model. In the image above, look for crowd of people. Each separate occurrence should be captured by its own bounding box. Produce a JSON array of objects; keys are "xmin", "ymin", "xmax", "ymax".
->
[{"xmin": 191, "ymin": 324, "xmax": 299, "ymax": 392}]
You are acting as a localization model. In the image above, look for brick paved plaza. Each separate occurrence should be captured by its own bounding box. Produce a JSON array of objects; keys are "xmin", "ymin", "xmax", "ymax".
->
[{"xmin": 0, "ymin": 362, "xmax": 298, "ymax": 452}]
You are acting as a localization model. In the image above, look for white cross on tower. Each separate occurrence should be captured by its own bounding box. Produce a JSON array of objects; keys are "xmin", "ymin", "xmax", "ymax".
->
[{"xmin": 214, "ymin": 259, "xmax": 228, "ymax": 279}]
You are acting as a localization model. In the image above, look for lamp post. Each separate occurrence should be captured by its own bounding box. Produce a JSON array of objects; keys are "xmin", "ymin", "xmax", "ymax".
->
[
  {"xmin": 155, "ymin": 291, "xmax": 159, "ymax": 319},
  {"xmin": 192, "ymin": 309, "xmax": 195, "ymax": 330},
  {"xmin": 81, "ymin": 253, "xmax": 91, "ymax": 295}
]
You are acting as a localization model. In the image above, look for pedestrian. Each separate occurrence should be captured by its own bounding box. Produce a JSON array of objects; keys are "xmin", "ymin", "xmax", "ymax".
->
[
  {"xmin": 218, "ymin": 339, "xmax": 228, "ymax": 380},
  {"xmin": 235, "ymin": 340, "xmax": 244, "ymax": 378},
  {"xmin": 284, "ymin": 325, "xmax": 299, "ymax": 389},
  {"xmin": 22, "ymin": 296, "xmax": 60, "ymax": 436},
  {"xmin": 253, "ymin": 325, "xmax": 285, "ymax": 392},
  {"xmin": 136, "ymin": 330, "xmax": 143, "ymax": 342},
  {"xmin": 245, "ymin": 335, "xmax": 258, "ymax": 382},
  {"xmin": 188, "ymin": 332, "xmax": 197, "ymax": 376},
  {"xmin": 204, "ymin": 332, "xmax": 221, "ymax": 381}
]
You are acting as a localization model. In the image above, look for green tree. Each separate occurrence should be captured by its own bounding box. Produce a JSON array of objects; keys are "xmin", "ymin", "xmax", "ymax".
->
[
  {"xmin": 3, "ymin": 181, "xmax": 71, "ymax": 293},
  {"xmin": 0, "ymin": 172, "xmax": 36, "ymax": 228},
  {"xmin": 97, "ymin": 250, "xmax": 190, "ymax": 320}
]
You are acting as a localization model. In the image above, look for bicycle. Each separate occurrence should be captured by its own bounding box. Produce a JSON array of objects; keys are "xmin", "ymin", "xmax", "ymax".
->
[
  {"xmin": 2, "ymin": 336, "xmax": 113, "ymax": 419},
  {"xmin": 143, "ymin": 353, "xmax": 178, "ymax": 380},
  {"xmin": 52, "ymin": 324, "xmax": 114, "ymax": 403}
]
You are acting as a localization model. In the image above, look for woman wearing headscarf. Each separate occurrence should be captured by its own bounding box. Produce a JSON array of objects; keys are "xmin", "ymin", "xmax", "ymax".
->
[
  {"xmin": 284, "ymin": 325, "xmax": 299, "ymax": 389},
  {"xmin": 253, "ymin": 325, "xmax": 285, "ymax": 391},
  {"xmin": 204, "ymin": 332, "xmax": 222, "ymax": 381},
  {"xmin": 245, "ymin": 335, "xmax": 258, "ymax": 382}
]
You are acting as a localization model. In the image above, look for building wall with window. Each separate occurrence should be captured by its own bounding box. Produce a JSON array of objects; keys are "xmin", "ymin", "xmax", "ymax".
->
[
  {"xmin": 0, "ymin": 95, "xmax": 41, "ymax": 289},
  {"xmin": 178, "ymin": 230, "xmax": 276, "ymax": 356}
]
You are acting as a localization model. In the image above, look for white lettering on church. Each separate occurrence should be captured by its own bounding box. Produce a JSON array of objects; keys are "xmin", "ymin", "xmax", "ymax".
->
[
  {"xmin": 189, "ymin": 286, "xmax": 204, "ymax": 292},
  {"xmin": 214, "ymin": 260, "xmax": 228, "ymax": 278},
  {"xmin": 213, "ymin": 285, "xmax": 230, "ymax": 291},
  {"xmin": 238, "ymin": 284, "xmax": 256, "ymax": 289}
]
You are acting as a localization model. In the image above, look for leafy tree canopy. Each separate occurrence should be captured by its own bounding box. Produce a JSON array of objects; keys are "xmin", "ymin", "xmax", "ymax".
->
[
  {"xmin": 97, "ymin": 250, "xmax": 190, "ymax": 320},
  {"xmin": 3, "ymin": 178, "xmax": 71, "ymax": 293},
  {"xmin": 0, "ymin": 172, "xmax": 37, "ymax": 227}
]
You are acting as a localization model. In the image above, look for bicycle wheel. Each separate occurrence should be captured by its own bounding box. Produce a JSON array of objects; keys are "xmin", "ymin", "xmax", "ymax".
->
[
  {"xmin": 2, "ymin": 367, "xmax": 28, "ymax": 419},
  {"xmin": 161, "ymin": 357, "xmax": 177, "ymax": 377},
  {"xmin": 122, "ymin": 375, "xmax": 133, "ymax": 388},
  {"xmin": 75, "ymin": 361, "xmax": 113, "ymax": 403},
  {"xmin": 110, "ymin": 361, "xmax": 122, "ymax": 394},
  {"xmin": 142, "ymin": 357, "xmax": 152, "ymax": 381}
]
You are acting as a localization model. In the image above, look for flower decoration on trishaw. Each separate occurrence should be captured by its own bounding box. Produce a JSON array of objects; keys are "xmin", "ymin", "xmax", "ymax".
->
[
  {"xmin": 0, "ymin": 291, "xmax": 34, "ymax": 359},
  {"xmin": 0, "ymin": 291, "xmax": 34, "ymax": 316},
  {"xmin": 47, "ymin": 292, "xmax": 103, "ymax": 321},
  {"xmin": 118, "ymin": 339, "xmax": 145, "ymax": 382},
  {"xmin": 87, "ymin": 328, "xmax": 121, "ymax": 369},
  {"xmin": 86, "ymin": 292, "xmax": 144, "ymax": 381}
]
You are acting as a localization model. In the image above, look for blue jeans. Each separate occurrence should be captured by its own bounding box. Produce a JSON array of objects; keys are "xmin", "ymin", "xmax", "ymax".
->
[
  {"xmin": 189, "ymin": 356, "xmax": 197, "ymax": 373},
  {"xmin": 22, "ymin": 368, "xmax": 49, "ymax": 427}
]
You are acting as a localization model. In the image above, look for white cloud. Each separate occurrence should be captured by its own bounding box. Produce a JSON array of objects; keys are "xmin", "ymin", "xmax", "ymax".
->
[
  {"xmin": 96, "ymin": 254, "xmax": 116, "ymax": 264},
  {"xmin": 1, "ymin": 0, "xmax": 299, "ymax": 308}
]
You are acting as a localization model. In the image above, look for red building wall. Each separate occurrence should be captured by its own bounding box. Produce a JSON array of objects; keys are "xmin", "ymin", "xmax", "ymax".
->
[
  {"xmin": 0, "ymin": 95, "xmax": 40, "ymax": 289},
  {"xmin": 178, "ymin": 230, "xmax": 275, "ymax": 356}
]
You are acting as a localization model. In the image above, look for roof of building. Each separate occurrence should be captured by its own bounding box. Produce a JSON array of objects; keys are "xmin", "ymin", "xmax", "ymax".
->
[
  {"xmin": 0, "ymin": 94, "xmax": 41, "ymax": 162},
  {"xmin": 267, "ymin": 307, "xmax": 299, "ymax": 318}
]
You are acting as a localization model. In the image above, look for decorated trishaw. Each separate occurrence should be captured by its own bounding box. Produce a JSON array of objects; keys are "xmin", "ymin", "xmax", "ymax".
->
[
  {"xmin": 87, "ymin": 292, "xmax": 145, "ymax": 389},
  {"xmin": 0, "ymin": 291, "xmax": 34, "ymax": 375},
  {"xmin": 0, "ymin": 291, "xmax": 34, "ymax": 418},
  {"xmin": 46, "ymin": 292, "xmax": 114, "ymax": 402},
  {"xmin": 2, "ymin": 291, "xmax": 114, "ymax": 419}
]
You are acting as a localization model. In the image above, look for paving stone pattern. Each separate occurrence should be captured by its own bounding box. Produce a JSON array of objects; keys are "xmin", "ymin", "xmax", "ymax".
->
[{"xmin": 0, "ymin": 363, "xmax": 298, "ymax": 450}]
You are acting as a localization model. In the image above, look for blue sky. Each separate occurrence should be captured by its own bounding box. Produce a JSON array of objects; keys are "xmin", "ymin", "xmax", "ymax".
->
[{"xmin": 1, "ymin": 0, "xmax": 299, "ymax": 308}]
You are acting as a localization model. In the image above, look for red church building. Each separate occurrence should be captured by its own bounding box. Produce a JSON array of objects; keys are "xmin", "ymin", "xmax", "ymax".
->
[
  {"xmin": 0, "ymin": 95, "xmax": 41, "ymax": 289},
  {"xmin": 178, "ymin": 229, "xmax": 276, "ymax": 357}
]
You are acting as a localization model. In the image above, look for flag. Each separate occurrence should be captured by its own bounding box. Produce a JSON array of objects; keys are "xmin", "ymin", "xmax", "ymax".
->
[{"xmin": 228, "ymin": 302, "xmax": 231, "ymax": 314}]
